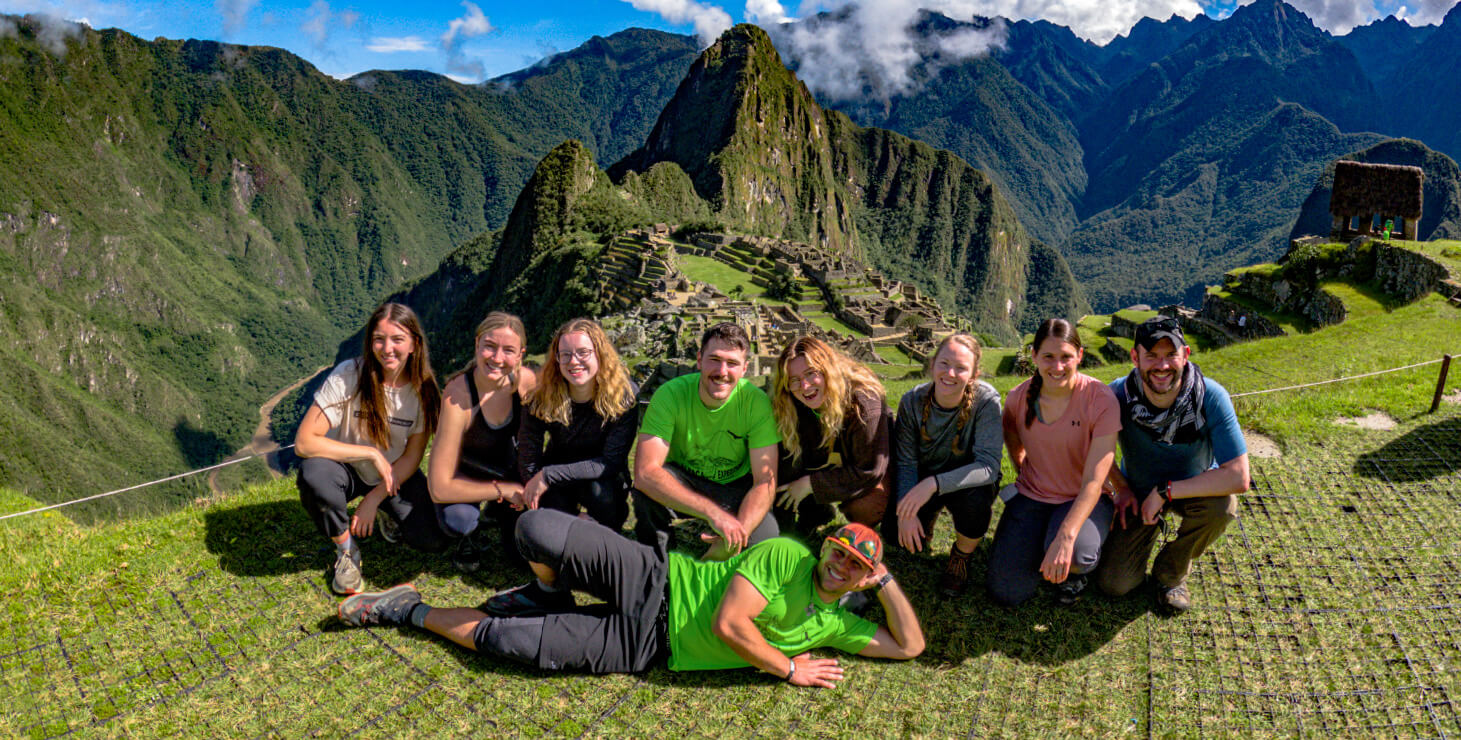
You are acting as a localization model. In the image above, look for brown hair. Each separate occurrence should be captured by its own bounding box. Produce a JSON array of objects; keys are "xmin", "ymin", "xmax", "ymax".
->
[
  {"xmin": 699, "ymin": 322, "xmax": 751, "ymax": 356},
  {"xmin": 529, "ymin": 318, "xmax": 635, "ymax": 426},
  {"xmin": 921, "ymin": 333, "xmax": 982, "ymax": 454},
  {"xmin": 1024, "ymin": 318, "xmax": 1083, "ymax": 429},
  {"xmin": 771, "ymin": 336, "xmax": 884, "ymax": 465},
  {"xmin": 355, "ymin": 302, "xmax": 441, "ymax": 449}
]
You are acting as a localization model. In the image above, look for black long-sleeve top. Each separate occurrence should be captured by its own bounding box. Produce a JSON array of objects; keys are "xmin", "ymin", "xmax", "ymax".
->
[{"xmin": 516, "ymin": 389, "xmax": 638, "ymax": 486}]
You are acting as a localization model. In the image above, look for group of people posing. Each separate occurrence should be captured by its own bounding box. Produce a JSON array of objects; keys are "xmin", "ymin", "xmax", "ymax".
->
[{"xmin": 307, "ymin": 302, "xmax": 1249, "ymax": 685}]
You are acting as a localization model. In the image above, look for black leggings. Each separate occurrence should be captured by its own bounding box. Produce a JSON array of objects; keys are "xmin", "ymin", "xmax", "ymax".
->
[
  {"xmin": 296, "ymin": 457, "xmax": 445, "ymax": 552},
  {"xmin": 908, "ymin": 483, "xmax": 998, "ymax": 541},
  {"xmin": 538, "ymin": 476, "xmax": 630, "ymax": 531}
]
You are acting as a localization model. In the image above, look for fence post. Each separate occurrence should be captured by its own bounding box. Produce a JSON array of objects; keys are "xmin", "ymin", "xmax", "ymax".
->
[{"xmin": 1432, "ymin": 354, "xmax": 1454, "ymax": 414}]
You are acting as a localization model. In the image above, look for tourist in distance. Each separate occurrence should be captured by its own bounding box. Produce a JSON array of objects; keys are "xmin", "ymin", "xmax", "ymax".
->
[
  {"xmin": 337, "ymin": 510, "xmax": 924, "ymax": 685},
  {"xmin": 1095, "ymin": 316, "xmax": 1249, "ymax": 614},
  {"xmin": 769, "ymin": 335, "xmax": 892, "ymax": 538},
  {"xmin": 632, "ymin": 322, "xmax": 781, "ymax": 560},
  {"xmin": 890, "ymin": 333, "xmax": 1004, "ymax": 597},
  {"xmin": 294, "ymin": 302, "xmax": 444, "ymax": 595},
  {"xmin": 427, "ymin": 312, "xmax": 537, "ymax": 572},
  {"xmin": 988, "ymin": 319, "xmax": 1121, "ymax": 606},
  {"xmin": 514, "ymin": 318, "xmax": 638, "ymax": 530}
]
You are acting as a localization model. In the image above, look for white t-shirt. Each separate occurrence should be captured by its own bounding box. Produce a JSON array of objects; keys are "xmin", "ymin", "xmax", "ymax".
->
[{"xmin": 313, "ymin": 358, "xmax": 424, "ymax": 485}]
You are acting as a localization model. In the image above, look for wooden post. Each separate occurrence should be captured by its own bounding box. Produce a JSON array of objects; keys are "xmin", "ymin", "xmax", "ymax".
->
[{"xmin": 1432, "ymin": 354, "xmax": 1454, "ymax": 414}]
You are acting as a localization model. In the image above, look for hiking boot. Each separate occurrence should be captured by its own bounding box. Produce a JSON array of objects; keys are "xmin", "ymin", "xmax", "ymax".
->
[
  {"xmin": 1157, "ymin": 582, "xmax": 1192, "ymax": 615},
  {"xmin": 1055, "ymin": 573, "xmax": 1087, "ymax": 606},
  {"xmin": 450, "ymin": 533, "xmax": 483, "ymax": 572},
  {"xmin": 375, "ymin": 510, "xmax": 402, "ymax": 544},
  {"xmin": 338, "ymin": 584, "xmax": 421, "ymax": 627},
  {"xmin": 483, "ymin": 581, "xmax": 575, "ymax": 617},
  {"xmin": 938, "ymin": 546, "xmax": 974, "ymax": 597},
  {"xmin": 331, "ymin": 545, "xmax": 364, "ymax": 595}
]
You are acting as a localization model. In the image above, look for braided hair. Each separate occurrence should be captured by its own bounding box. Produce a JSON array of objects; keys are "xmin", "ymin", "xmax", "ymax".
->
[
  {"xmin": 1023, "ymin": 318, "xmax": 1083, "ymax": 428},
  {"xmin": 921, "ymin": 333, "xmax": 981, "ymax": 454}
]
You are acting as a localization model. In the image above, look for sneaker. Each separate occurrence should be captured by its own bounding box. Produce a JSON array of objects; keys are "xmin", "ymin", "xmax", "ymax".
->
[
  {"xmin": 1156, "ymin": 582, "xmax": 1192, "ymax": 615},
  {"xmin": 938, "ymin": 546, "xmax": 974, "ymax": 597},
  {"xmin": 450, "ymin": 534, "xmax": 483, "ymax": 572},
  {"xmin": 331, "ymin": 546, "xmax": 364, "ymax": 595},
  {"xmin": 1055, "ymin": 573, "xmax": 1088, "ymax": 606},
  {"xmin": 482, "ymin": 581, "xmax": 575, "ymax": 617},
  {"xmin": 338, "ymin": 584, "xmax": 421, "ymax": 627},
  {"xmin": 375, "ymin": 510, "xmax": 401, "ymax": 544}
]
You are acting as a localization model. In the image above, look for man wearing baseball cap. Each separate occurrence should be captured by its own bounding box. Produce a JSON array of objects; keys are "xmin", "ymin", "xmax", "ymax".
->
[
  {"xmin": 1096, "ymin": 316, "xmax": 1250, "ymax": 614},
  {"xmin": 334, "ymin": 509, "xmax": 923, "ymax": 686}
]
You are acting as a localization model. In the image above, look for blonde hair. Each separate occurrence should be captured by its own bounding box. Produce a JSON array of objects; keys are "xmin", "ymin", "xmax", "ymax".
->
[
  {"xmin": 454, "ymin": 311, "xmax": 528, "ymax": 382},
  {"xmin": 772, "ymin": 336, "xmax": 885, "ymax": 465},
  {"xmin": 921, "ymin": 333, "xmax": 981, "ymax": 454},
  {"xmin": 529, "ymin": 318, "xmax": 635, "ymax": 426}
]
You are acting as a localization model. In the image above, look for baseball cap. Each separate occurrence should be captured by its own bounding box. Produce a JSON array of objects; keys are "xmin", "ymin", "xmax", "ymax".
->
[
  {"xmin": 824, "ymin": 523, "xmax": 882, "ymax": 569},
  {"xmin": 1134, "ymin": 316, "xmax": 1187, "ymax": 351}
]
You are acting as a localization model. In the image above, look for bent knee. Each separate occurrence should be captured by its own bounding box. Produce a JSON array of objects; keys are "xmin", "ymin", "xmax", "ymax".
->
[{"xmin": 1095, "ymin": 569, "xmax": 1145, "ymax": 598}]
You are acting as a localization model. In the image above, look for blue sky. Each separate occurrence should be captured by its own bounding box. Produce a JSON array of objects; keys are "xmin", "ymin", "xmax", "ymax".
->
[{"xmin": 0, "ymin": 0, "xmax": 1454, "ymax": 82}]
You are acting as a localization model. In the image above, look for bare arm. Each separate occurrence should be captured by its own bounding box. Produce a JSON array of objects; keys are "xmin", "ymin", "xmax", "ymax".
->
[
  {"xmin": 854, "ymin": 566, "xmax": 924, "ymax": 660},
  {"xmin": 427, "ymin": 376, "xmax": 508, "ymax": 505},
  {"xmin": 739, "ymin": 444, "xmax": 778, "ymax": 536},
  {"xmin": 1001, "ymin": 402, "xmax": 1026, "ymax": 472},
  {"xmin": 294, "ymin": 404, "xmax": 394, "ymax": 492},
  {"xmin": 712, "ymin": 576, "xmax": 845, "ymax": 688},
  {"xmin": 1172, "ymin": 454, "xmax": 1250, "ymax": 499},
  {"xmin": 634, "ymin": 434, "xmax": 749, "ymax": 550},
  {"xmin": 1041, "ymin": 432, "xmax": 1118, "ymax": 582}
]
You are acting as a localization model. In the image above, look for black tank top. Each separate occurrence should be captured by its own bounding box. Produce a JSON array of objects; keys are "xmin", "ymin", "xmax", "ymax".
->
[{"xmin": 454, "ymin": 370, "xmax": 522, "ymax": 483}]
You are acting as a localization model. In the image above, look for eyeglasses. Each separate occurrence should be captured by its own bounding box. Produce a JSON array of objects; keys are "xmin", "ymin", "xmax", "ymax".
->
[
  {"xmin": 557, "ymin": 348, "xmax": 595, "ymax": 363},
  {"xmin": 786, "ymin": 369, "xmax": 823, "ymax": 391}
]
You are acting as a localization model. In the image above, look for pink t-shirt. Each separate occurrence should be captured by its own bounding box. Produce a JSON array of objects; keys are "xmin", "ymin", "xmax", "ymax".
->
[{"xmin": 1004, "ymin": 373, "xmax": 1121, "ymax": 504}]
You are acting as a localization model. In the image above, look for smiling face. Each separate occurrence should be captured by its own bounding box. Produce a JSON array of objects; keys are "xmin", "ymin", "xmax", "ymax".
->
[
  {"xmin": 1133, "ymin": 338, "xmax": 1190, "ymax": 401},
  {"xmin": 1033, "ymin": 336, "xmax": 1083, "ymax": 392},
  {"xmin": 783, "ymin": 355, "xmax": 827, "ymax": 410},
  {"xmin": 697, "ymin": 338, "xmax": 748, "ymax": 408},
  {"xmin": 816, "ymin": 541, "xmax": 873, "ymax": 596},
  {"xmin": 475, "ymin": 325, "xmax": 523, "ymax": 383},
  {"xmin": 929, "ymin": 341, "xmax": 976, "ymax": 408},
  {"xmin": 556, "ymin": 330, "xmax": 599, "ymax": 393},
  {"xmin": 370, "ymin": 318, "xmax": 415, "ymax": 381}
]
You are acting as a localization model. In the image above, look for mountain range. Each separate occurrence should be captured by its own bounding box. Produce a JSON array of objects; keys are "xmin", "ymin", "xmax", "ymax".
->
[{"xmin": 3, "ymin": 0, "xmax": 1461, "ymax": 514}]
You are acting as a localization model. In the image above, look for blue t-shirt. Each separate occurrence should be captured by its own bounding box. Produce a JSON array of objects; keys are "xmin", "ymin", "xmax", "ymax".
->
[{"xmin": 1110, "ymin": 376, "xmax": 1246, "ymax": 499}]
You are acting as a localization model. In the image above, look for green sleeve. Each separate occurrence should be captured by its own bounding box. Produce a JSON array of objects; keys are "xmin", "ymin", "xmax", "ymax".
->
[
  {"xmin": 744, "ymin": 385, "xmax": 782, "ymax": 449},
  {"xmin": 734, "ymin": 539, "xmax": 807, "ymax": 602},
  {"xmin": 638, "ymin": 379, "xmax": 681, "ymax": 443},
  {"xmin": 820, "ymin": 612, "xmax": 879, "ymax": 654}
]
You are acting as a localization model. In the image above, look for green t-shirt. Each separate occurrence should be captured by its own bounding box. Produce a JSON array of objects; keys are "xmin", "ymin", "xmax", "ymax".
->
[
  {"xmin": 665, "ymin": 538, "xmax": 878, "ymax": 671},
  {"xmin": 638, "ymin": 373, "xmax": 780, "ymax": 484}
]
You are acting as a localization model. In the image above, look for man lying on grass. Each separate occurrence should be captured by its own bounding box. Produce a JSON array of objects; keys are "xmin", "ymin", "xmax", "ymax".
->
[{"xmin": 338, "ymin": 509, "xmax": 923, "ymax": 685}]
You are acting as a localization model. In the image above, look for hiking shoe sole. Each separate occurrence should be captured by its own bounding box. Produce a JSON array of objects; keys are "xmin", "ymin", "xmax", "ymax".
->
[{"xmin": 339, "ymin": 583, "xmax": 420, "ymax": 627}]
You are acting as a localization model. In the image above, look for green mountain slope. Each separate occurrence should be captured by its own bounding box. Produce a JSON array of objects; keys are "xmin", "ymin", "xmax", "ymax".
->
[{"xmin": 1383, "ymin": 4, "xmax": 1461, "ymax": 164}]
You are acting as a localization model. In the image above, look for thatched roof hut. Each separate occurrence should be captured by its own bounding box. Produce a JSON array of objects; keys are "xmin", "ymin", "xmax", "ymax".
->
[{"xmin": 1330, "ymin": 161, "xmax": 1424, "ymax": 219}]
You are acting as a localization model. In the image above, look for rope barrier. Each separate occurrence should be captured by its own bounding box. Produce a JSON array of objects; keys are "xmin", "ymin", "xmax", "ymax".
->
[
  {"xmin": 0, "ymin": 446, "xmax": 291, "ymax": 522},
  {"xmin": 1, "ymin": 352, "xmax": 1456, "ymax": 523}
]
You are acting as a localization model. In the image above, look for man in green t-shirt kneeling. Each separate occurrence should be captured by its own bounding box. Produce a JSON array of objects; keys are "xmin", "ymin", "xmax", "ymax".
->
[
  {"xmin": 633, "ymin": 322, "xmax": 782, "ymax": 560},
  {"xmin": 337, "ymin": 509, "xmax": 924, "ymax": 683}
]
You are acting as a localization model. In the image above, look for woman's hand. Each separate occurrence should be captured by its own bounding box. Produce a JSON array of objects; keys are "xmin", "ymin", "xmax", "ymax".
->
[
  {"xmin": 1111, "ymin": 487, "xmax": 1138, "ymax": 530},
  {"xmin": 775, "ymin": 476, "xmax": 814, "ymax": 509},
  {"xmin": 521, "ymin": 472, "xmax": 548, "ymax": 509},
  {"xmin": 351, "ymin": 494, "xmax": 382, "ymax": 538},
  {"xmin": 1040, "ymin": 529, "xmax": 1077, "ymax": 583},
  {"xmin": 894, "ymin": 478, "xmax": 937, "ymax": 553}
]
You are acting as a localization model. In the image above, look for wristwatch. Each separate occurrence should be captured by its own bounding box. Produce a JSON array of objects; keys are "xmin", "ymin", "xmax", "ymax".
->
[
  {"xmin": 785, "ymin": 658, "xmax": 796, "ymax": 682},
  {"xmin": 873, "ymin": 572, "xmax": 895, "ymax": 592}
]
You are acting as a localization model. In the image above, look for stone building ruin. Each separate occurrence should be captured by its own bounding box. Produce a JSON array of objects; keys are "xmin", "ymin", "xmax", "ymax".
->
[{"xmin": 1328, "ymin": 161, "xmax": 1423, "ymax": 241}]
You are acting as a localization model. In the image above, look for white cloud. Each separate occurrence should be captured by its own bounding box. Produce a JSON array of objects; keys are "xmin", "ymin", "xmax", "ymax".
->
[
  {"xmin": 1393, "ymin": 0, "xmax": 1456, "ymax": 25},
  {"xmin": 215, "ymin": 0, "xmax": 256, "ymax": 36},
  {"xmin": 367, "ymin": 35, "xmax": 429, "ymax": 53},
  {"xmin": 0, "ymin": 17, "xmax": 17, "ymax": 38},
  {"xmin": 769, "ymin": 1, "xmax": 1008, "ymax": 100},
  {"xmin": 440, "ymin": 0, "xmax": 492, "ymax": 79},
  {"xmin": 301, "ymin": 0, "xmax": 358, "ymax": 48},
  {"xmin": 621, "ymin": 0, "xmax": 734, "ymax": 45},
  {"xmin": 6, "ymin": 12, "xmax": 85, "ymax": 55},
  {"xmin": 746, "ymin": 0, "xmax": 791, "ymax": 24},
  {"xmin": 1283, "ymin": 0, "xmax": 1380, "ymax": 34},
  {"xmin": 444, "ymin": 72, "xmax": 477, "ymax": 83}
]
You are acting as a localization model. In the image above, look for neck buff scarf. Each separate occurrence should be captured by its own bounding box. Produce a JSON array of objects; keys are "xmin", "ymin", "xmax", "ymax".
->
[{"xmin": 1125, "ymin": 361, "xmax": 1206, "ymax": 445}]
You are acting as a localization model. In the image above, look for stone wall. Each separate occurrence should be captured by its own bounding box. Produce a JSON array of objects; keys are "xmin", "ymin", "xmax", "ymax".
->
[{"xmin": 1373, "ymin": 243, "xmax": 1450, "ymax": 302}]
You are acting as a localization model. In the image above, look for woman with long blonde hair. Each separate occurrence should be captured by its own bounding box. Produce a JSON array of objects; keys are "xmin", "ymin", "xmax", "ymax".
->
[
  {"xmin": 515, "ymin": 318, "xmax": 638, "ymax": 529},
  {"xmin": 769, "ymin": 335, "xmax": 892, "ymax": 536},
  {"xmin": 891, "ymin": 332, "xmax": 1003, "ymax": 598},
  {"xmin": 295, "ymin": 302, "xmax": 444, "ymax": 595},
  {"xmin": 428, "ymin": 311, "xmax": 537, "ymax": 572}
]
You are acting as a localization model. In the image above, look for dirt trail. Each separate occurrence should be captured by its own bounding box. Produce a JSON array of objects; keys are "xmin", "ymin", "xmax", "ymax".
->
[{"xmin": 207, "ymin": 365, "xmax": 330, "ymax": 495}]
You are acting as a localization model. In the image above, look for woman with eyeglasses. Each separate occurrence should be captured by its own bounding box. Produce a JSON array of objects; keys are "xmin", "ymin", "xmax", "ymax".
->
[
  {"xmin": 427, "ymin": 311, "xmax": 537, "ymax": 572},
  {"xmin": 769, "ymin": 335, "xmax": 892, "ymax": 538},
  {"xmin": 516, "ymin": 318, "xmax": 639, "ymax": 530}
]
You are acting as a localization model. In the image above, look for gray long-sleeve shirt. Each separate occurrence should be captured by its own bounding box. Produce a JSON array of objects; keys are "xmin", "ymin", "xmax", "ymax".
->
[{"xmin": 893, "ymin": 380, "xmax": 1003, "ymax": 500}]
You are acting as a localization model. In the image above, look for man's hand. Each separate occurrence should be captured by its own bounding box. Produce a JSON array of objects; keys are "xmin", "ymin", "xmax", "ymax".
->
[
  {"xmin": 1141, "ymin": 487, "xmax": 1166, "ymax": 525},
  {"xmin": 775, "ymin": 476, "xmax": 813, "ymax": 509},
  {"xmin": 1040, "ymin": 530, "xmax": 1076, "ymax": 583},
  {"xmin": 787, "ymin": 653, "xmax": 844, "ymax": 688},
  {"xmin": 708, "ymin": 509, "xmax": 749, "ymax": 553},
  {"xmin": 854, "ymin": 563, "xmax": 890, "ymax": 591},
  {"xmin": 1111, "ymin": 487, "xmax": 1138, "ymax": 529}
]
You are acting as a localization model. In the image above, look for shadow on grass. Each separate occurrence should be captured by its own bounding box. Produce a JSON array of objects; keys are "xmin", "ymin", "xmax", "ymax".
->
[{"xmin": 1353, "ymin": 415, "xmax": 1461, "ymax": 482}]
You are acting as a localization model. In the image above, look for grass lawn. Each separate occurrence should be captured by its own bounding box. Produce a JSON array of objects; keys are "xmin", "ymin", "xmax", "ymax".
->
[
  {"xmin": 676, "ymin": 254, "xmax": 761, "ymax": 297},
  {"xmin": 3, "ymin": 280, "xmax": 1460, "ymax": 738}
]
